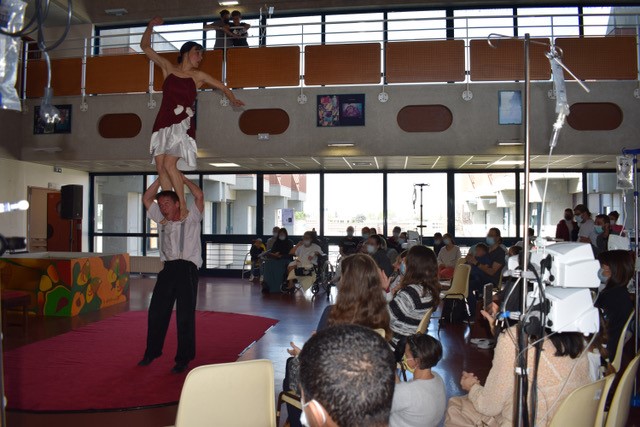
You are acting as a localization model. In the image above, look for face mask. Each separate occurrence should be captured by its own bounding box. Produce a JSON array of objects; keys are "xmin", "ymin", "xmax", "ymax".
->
[
  {"xmin": 402, "ymin": 354, "xmax": 415, "ymax": 374},
  {"xmin": 443, "ymin": 238, "xmax": 451, "ymax": 245},
  {"xmin": 366, "ymin": 244, "xmax": 376, "ymax": 254},
  {"xmin": 393, "ymin": 232, "xmax": 400, "ymax": 238},
  {"xmin": 594, "ymin": 225, "xmax": 604, "ymax": 234},
  {"xmin": 279, "ymin": 235, "xmax": 286, "ymax": 241},
  {"xmin": 303, "ymin": 239, "xmax": 311, "ymax": 247},
  {"xmin": 486, "ymin": 237, "xmax": 495, "ymax": 246},
  {"xmin": 575, "ymin": 215, "xmax": 583, "ymax": 224},
  {"xmin": 434, "ymin": 239, "xmax": 442, "ymax": 245},
  {"xmin": 399, "ymin": 262, "xmax": 406, "ymax": 275},
  {"xmin": 300, "ymin": 399, "xmax": 325, "ymax": 427},
  {"xmin": 347, "ymin": 231, "xmax": 354, "ymax": 237},
  {"xmin": 362, "ymin": 233, "xmax": 369, "ymax": 239},
  {"xmin": 597, "ymin": 268, "xmax": 609, "ymax": 284},
  {"xmin": 399, "ymin": 238, "xmax": 406, "ymax": 245}
]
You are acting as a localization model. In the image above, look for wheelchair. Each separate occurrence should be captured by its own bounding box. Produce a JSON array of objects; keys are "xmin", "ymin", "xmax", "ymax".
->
[{"xmin": 310, "ymin": 254, "xmax": 336, "ymax": 300}]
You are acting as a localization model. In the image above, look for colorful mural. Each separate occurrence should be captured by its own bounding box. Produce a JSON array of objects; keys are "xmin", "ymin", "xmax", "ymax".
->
[{"xmin": 0, "ymin": 253, "xmax": 130, "ymax": 317}]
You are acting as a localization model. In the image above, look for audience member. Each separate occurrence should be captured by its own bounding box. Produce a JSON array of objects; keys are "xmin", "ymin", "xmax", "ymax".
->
[
  {"xmin": 298, "ymin": 324, "xmax": 396, "ymax": 427},
  {"xmin": 445, "ymin": 327, "xmax": 591, "ymax": 426},
  {"xmin": 368, "ymin": 234, "xmax": 394, "ymax": 277},
  {"xmin": 267, "ymin": 228, "xmax": 293, "ymax": 259},
  {"xmin": 555, "ymin": 208, "xmax": 577, "ymax": 241},
  {"xmin": 465, "ymin": 228, "xmax": 506, "ymax": 318},
  {"xmin": 388, "ymin": 250, "xmax": 408, "ymax": 294},
  {"xmin": 608, "ymin": 210, "xmax": 624, "ymax": 235},
  {"xmin": 249, "ymin": 237, "xmax": 265, "ymax": 281},
  {"xmin": 339, "ymin": 226, "xmax": 360, "ymax": 256},
  {"xmin": 229, "ymin": 10, "xmax": 250, "ymax": 47},
  {"xmin": 390, "ymin": 334, "xmax": 446, "ymax": 427},
  {"xmin": 507, "ymin": 245, "xmax": 522, "ymax": 258},
  {"xmin": 356, "ymin": 226, "xmax": 371, "ymax": 253},
  {"xmin": 399, "ymin": 231, "xmax": 408, "ymax": 247},
  {"xmin": 204, "ymin": 9, "xmax": 232, "ymax": 50},
  {"xmin": 515, "ymin": 227, "xmax": 535, "ymax": 248},
  {"xmin": 284, "ymin": 231, "xmax": 322, "ymax": 293},
  {"xmin": 387, "ymin": 226, "xmax": 403, "ymax": 253},
  {"xmin": 595, "ymin": 250, "xmax": 634, "ymax": 364},
  {"xmin": 433, "ymin": 232, "xmax": 445, "ymax": 256},
  {"xmin": 594, "ymin": 214, "xmax": 612, "ymax": 255},
  {"xmin": 437, "ymin": 233, "xmax": 461, "ymax": 280},
  {"xmin": 266, "ymin": 226, "xmax": 280, "ymax": 251},
  {"xmin": 574, "ymin": 204, "xmax": 597, "ymax": 246},
  {"xmin": 384, "ymin": 245, "xmax": 440, "ymax": 356}
]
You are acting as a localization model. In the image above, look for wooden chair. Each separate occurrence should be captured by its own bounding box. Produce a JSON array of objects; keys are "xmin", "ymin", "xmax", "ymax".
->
[
  {"xmin": 604, "ymin": 353, "xmax": 640, "ymax": 427},
  {"xmin": 548, "ymin": 374, "xmax": 614, "ymax": 427},
  {"xmin": 610, "ymin": 311, "xmax": 634, "ymax": 373},
  {"xmin": 174, "ymin": 359, "xmax": 276, "ymax": 427}
]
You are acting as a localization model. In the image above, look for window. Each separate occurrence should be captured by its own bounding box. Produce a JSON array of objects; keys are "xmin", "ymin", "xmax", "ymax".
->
[
  {"xmin": 516, "ymin": 7, "xmax": 579, "ymax": 38},
  {"xmin": 387, "ymin": 10, "xmax": 447, "ymax": 41},
  {"xmin": 94, "ymin": 236, "xmax": 144, "ymax": 255},
  {"xmin": 586, "ymin": 172, "xmax": 631, "ymax": 229},
  {"xmin": 266, "ymin": 15, "xmax": 322, "ymax": 46},
  {"xmin": 584, "ymin": 6, "xmax": 639, "ymax": 37},
  {"xmin": 454, "ymin": 8, "xmax": 515, "ymax": 40},
  {"xmin": 94, "ymin": 175, "xmax": 143, "ymax": 234},
  {"xmin": 263, "ymin": 174, "xmax": 320, "ymax": 236},
  {"xmin": 325, "ymin": 13, "xmax": 384, "ymax": 43},
  {"xmin": 454, "ymin": 173, "xmax": 517, "ymax": 237},
  {"xmin": 153, "ymin": 22, "xmax": 205, "ymax": 52},
  {"xmin": 387, "ymin": 173, "xmax": 448, "ymax": 236},
  {"xmin": 518, "ymin": 172, "xmax": 582, "ymax": 238},
  {"xmin": 97, "ymin": 27, "xmax": 146, "ymax": 55},
  {"xmin": 324, "ymin": 173, "xmax": 383, "ymax": 235},
  {"xmin": 202, "ymin": 174, "xmax": 257, "ymax": 235}
]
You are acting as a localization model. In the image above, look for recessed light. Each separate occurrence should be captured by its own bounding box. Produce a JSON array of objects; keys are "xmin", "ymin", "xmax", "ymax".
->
[
  {"xmin": 105, "ymin": 8, "xmax": 128, "ymax": 16},
  {"xmin": 352, "ymin": 162, "xmax": 372, "ymax": 166},
  {"xmin": 591, "ymin": 161, "xmax": 610, "ymax": 165},
  {"xmin": 496, "ymin": 140, "xmax": 524, "ymax": 146},
  {"xmin": 469, "ymin": 161, "xmax": 490, "ymax": 166},
  {"xmin": 493, "ymin": 160, "xmax": 525, "ymax": 166},
  {"xmin": 266, "ymin": 162, "xmax": 288, "ymax": 167},
  {"xmin": 218, "ymin": 0, "xmax": 239, "ymax": 6},
  {"xmin": 209, "ymin": 162, "xmax": 240, "ymax": 167},
  {"xmin": 327, "ymin": 142, "xmax": 355, "ymax": 147}
]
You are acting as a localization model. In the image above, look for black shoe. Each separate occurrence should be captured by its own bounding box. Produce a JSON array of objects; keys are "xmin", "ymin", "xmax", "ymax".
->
[
  {"xmin": 137, "ymin": 356, "xmax": 155, "ymax": 366},
  {"xmin": 171, "ymin": 363, "xmax": 188, "ymax": 374}
]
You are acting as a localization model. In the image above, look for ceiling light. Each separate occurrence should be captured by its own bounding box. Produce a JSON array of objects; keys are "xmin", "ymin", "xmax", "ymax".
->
[
  {"xmin": 209, "ymin": 162, "xmax": 240, "ymax": 167},
  {"xmin": 492, "ymin": 160, "xmax": 525, "ymax": 166},
  {"xmin": 351, "ymin": 162, "xmax": 372, "ymax": 166},
  {"xmin": 327, "ymin": 142, "xmax": 355, "ymax": 147},
  {"xmin": 496, "ymin": 140, "xmax": 524, "ymax": 146},
  {"xmin": 469, "ymin": 161, "xmax": 490, "ymax": 166},
  {"xmin": 266, "ymin": 162, "xmax": 288, "ymax": 167},
  {"xmin": 591, "ymin": 161, "xmax": 610, "ymax": 165},
  {"xmin": 218, "ymin": 1, "xmax": 239, "ymax": 6},
  {"xmin": 104, "ymin": 8, "xmax": 128, "ymax": 16}
]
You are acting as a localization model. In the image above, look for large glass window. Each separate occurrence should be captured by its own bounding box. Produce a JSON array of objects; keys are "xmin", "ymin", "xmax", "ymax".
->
[
  {"xmin": 387, "ymin": 10, "xmax": 447, "ymax": 41},
  {"xmin": 516, "ymin": 7, "xmax": 579, "ymax": 38},
  {"xmin": 584, "ymin": 6, "xmax": 640, "ymax": 37},
  {"xmin": 263, "ymin": 174, "xmax": 320, "ymax": 236},
  {"xmin": 202, "ymin": 174, "xmax": 257, "ymax": 235},
  {"xmin": 153, "ymin": 23, "xmax": 205, "ymax": 52},
  {"xmin": 97, "ymin": 27, "xmax": 146, "ymax": 55},
  {"xmin": 586, "ymin": 172, "xmax": 632, "ymax": 230},
  {"xmin": 325, "ymin": 13, "xmax": 384, "ymax": 43},
  {"xmin": 387, "ymin": 173, "xmax": 448, "ymax": 236},
  {"xmin": 454, "ymin": 173, "xmax": 517, "ymax": 237},
  {"xmin": 94, "ymin": 236, "xmax": 143, "ymax": 255},
  {"xmin": 454, "ymin": 8, "xmax": 515, "ymax": 40},
  {"xmin": 94, "ymin": 175, "xmax": 143, "ymax": 234},
  {"xmin": 324, "ymin": 173, "xmax": 383, "ymax": 235},
  {"xmin": 266, "ymin": 15, "xmax": 322, "ymax": 46}
]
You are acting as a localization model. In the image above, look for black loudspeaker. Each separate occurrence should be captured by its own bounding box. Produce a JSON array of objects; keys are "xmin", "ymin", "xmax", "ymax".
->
[{"xmin": 61, "ymin": 185, "xmax": 83, "ymax": 220}]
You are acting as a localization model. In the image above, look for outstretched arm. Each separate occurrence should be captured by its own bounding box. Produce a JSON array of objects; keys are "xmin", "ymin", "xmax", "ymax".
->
[
  {"xmin": 182, "ymin": 175, "xmax": 204, "ymax": 213},
  {"xmin": 140, "ymin": 17, "xmax": 173, "ymax": 77},
  {"xmin": 197, "ymin": 71, "xmax": 245, "ymax": 107},
  {"xmin": 143, "ymin": 179, "xmax": 161, "ymax": 210}
]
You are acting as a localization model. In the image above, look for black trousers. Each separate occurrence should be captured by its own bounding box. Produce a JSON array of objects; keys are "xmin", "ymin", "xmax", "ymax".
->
[{"xmin": 143, "ymin": 260, "xmax": 199, "ymax": 364}]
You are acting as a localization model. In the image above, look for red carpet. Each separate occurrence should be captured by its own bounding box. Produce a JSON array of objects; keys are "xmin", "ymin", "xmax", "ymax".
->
[{"xmin": 4, "ymin": 310, "xmax": 278, "ymax": 412}]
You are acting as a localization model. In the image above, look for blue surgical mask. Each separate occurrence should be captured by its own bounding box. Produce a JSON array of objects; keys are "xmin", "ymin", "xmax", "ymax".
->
[
  {"xmin": 575, "ymin": 215, "xmax": 583, "ymax": 224},
  {"xmin": 443, "ymin": 238, "xmax": 451, "ymax": 245},
  {"xmin": 362, "ymin": 233, "xmax": 369, "ymax": 239},
  {"xmin": 399, "ymin": 262, "xmax": 406, "ymax": 275},
  {"xmin": 367, "ymin": 244, "xmax": 376, "ymax": 254},
  {"xmin": 597, "ymin": 268, "xmax": 609, "ymax": 283},
  {"xmin": 486, "ymin": 237, "xmax": 495, "ymax": 246},
  {"xmin": 434, "ymin": 239, "xmax": 442, "ymax": 245},
  {"xmin": 399, "ymin": 238, "xmax": 406, "ymax": 245},
  {"xmin": 594, "ymin": 225, "xmax": 603, "ymax": 234}
]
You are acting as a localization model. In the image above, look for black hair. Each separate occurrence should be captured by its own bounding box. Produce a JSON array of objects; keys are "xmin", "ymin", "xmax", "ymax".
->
[
  {"xmin": 547, "ymin": 332, "xmax": 585, "ymax": 359},
  {"xmin": 598, "ymin": 249, "xmax": 635, "ymax": 290},
  {"xmin": 272, "ymin": 226, "xmax": 280, "ymax": 233},
  {"xmin": 231, "ymin": 10, "xmax": 241, "ymax": 17},
  {"xmin": 406, "ymin": 333, "xmax": 443, "ymax": 370},
  {"xmin": 475, "ymin": 242, "xmax": 489, "ymax": 252},
  {"xmin": 488, "ymin": 227, "xmax": 503, "ymax": 243},
  {"xmin": 369, "ymin": 234, "xmax": 385, "ymax": 248},
  {"xmin": 595, "ymin": 214, "xmax": 610, "ymax": 225},
  {"xmin": 155, "ymin": 190, "xmax": 179, "ymax": 204},
  {"xmin": 177, "ymin": 41, "xmax": 203, "ymax": 64},
  {"xmin": 219, "ymin": 9, "xmax": 230, "ymax": 17},
  {"xmin": 434, "ymin": 232, "xmax": 443, "ymax": 238},
  {"xmin": 298, "ymin": 324, "xmax": 395, "ymax": 427},
  {"xmin": 609, "ymin": 210, "xmax": 620, "ymax": 220},
  {"xmin": 279, "ymin": 228, "xmax": 289, "ymax": 238},
  {"xmin": 393, "ymin": 226, "xmax": 401, "ymax": 233},
  {"xmin": 574, "ymin": 204, "xmax": 591, "ymax": 216}
]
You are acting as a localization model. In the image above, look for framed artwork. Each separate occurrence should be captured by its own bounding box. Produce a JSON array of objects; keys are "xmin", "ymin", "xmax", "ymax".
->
[
  {"xmin": 498, "ymin": 90, "xmax": 522, "ymax": 125},
  {"xmin": 317, "ymin": 94, "xmax": 365, "ymax": 127},
  {"xmin": 34, "ymin": 104, "xmax": 72, "ymax": 134}
]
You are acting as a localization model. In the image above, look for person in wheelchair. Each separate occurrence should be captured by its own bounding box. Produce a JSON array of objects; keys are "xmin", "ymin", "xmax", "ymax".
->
[{"xmin": 283, "ymin": 231, "xmax": 323, "ymax": 293}]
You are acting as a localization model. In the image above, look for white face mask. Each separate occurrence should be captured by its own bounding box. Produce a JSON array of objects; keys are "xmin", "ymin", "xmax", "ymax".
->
[
  {"xmin": 300, "ymin": 399, "xmax": 326, "ymax": 427},
  {"xmin": 303, "ymin": 239, "xmax": 311, "ymax": 247},
  {"xmin": 279, "ymin": 235, "xmax": 286, "ymax": 240},
  {"xmin": 366, "ymin": 244, "xmax": 376, "ymax": 254}
]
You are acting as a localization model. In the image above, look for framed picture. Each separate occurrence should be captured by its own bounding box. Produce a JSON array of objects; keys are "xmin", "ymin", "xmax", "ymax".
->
[
  {"xmin": 317, "ymin": 94, "xmax": 365, "ymax": 127},
  {"xmin": 498, "ymin": 90, "xmax": 522, "ymax": 125},
  {"xmin": 34, "ymin": 104, "xmax": 72, "ymax": 134}
]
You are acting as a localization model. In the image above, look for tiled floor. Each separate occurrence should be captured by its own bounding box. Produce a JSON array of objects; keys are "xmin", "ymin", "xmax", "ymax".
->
[{"xmin": 4, "ymin": 275, "xmax": 638, "ymax": 427}]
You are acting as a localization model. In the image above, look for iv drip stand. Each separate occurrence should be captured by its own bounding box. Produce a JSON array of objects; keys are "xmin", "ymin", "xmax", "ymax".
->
[{"xmin": 414, "ymin": 183, "xmax": 429, "ymax": 243}]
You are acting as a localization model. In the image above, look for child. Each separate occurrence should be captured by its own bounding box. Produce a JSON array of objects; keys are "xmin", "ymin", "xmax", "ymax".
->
[{"xmin": 249, "ymin": 238, "xmax": 266, "ymax": 281}]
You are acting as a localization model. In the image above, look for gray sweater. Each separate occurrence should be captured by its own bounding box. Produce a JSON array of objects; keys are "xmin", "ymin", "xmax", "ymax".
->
[{"xmin": 390, "ymin": 372, "xmax": 446, "ymax": 427}]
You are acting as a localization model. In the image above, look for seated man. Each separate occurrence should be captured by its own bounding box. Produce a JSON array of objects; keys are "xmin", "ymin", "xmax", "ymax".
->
[
  {"xmin": 284, "ymin": 231, "xmax": 323, "ymax": 293},
  {"xmin": 298, "ymin": 324, "xmax": 396, "ymax": 427},
  {"xmin": 387, "ymin": 226, "xmax": 403, "ymax": 253},
  {"xmin": 339, "ymin": 226, "xmax": 360, "ymax": 257}
]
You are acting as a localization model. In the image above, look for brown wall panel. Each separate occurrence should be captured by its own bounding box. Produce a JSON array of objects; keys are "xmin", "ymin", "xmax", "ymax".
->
[
  {"xmin": 239, "ymin": 109, "xmax": 290, "ymax": 135},
  {"xmin": 470, "ymin": 38, "xmax": 551, "ymax": 81},
  {"xmin": 86, "ymin": 54, "xmax": 150, "ymax": 94},
  {"xmin": 226, "ymin": 47, "xmax": 299, "ymax": 89},
  {"xmin": 397, "ymin": 105, "xmax": 453, "ymax": 132},
  {"xmin": 567, "ymin": 102, "xmax": 623, "ymax": 131},
  {"xmin": 153, "ymin": 51, "xmax": 223, "ymax": 91},
  {"xmin": 555, "ymin": 37, "xmax": 637, "ymax": 80},
  {"xmin": 305, "ymin": 43, "xmax": 381, "ymax": 85},
  {"xmin": 386, "ymin": 40, "xmax": 466, "ymax": 83},
  {"xmin": 98, "ymin": 113, "xmax": 143, "ymax": 138},
  {"xmin": 26, "ymin": 58, "xmax": 82, "ymax": 98}
]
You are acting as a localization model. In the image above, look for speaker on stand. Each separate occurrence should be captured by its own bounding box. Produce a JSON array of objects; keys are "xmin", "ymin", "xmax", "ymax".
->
[{"xmin": 60, "ymin": 185, "xmax": 83, "ymax": 252}]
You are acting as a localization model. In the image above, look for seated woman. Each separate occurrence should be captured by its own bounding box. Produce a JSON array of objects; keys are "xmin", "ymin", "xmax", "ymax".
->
[
  {"xmin": 465, "ymin": 228, "xmax": 506, "ymax": 318},
  {"xmin": 261, "ymin": 228, "xmax": 294, "ymax": 293},
  {"xmin": 595, "ymin": 249, "xmax": 634, "ymax": 364},
  {"xmin": 390, "ymin": 334, "xmax": 446, "ymax": 427},
  {"xmin": 387, "ymin": 250, "xmax": 408, "ymax": 296},
  {"xmin": 283, "ymin": 231, "xmax": 323, "ymax": 293},
  {"xmin": 445, "ymin": 327, "xmax": 591, "ymax": 426},
  {"xmin": 437, "ymin": 233, "xmax": 461, "ymax": 280},
  {"xmin": 367, "ymin": 234, "xmax": 394, "ymax": 278},
  {"xmin": 385, "ymin": 245, "xmax": 440, "ymax": 356},
  {"xmin": 283, "ymin": 253, "xmax": 391, "ymax": 427}
]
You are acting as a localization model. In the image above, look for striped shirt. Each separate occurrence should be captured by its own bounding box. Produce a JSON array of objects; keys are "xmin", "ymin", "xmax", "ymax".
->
[{"xmin": 388, "ymin": 284, "xmax": 435, "ymax": 341}]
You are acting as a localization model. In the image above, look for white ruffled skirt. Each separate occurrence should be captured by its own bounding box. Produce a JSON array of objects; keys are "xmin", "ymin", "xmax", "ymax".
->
[{"xmin": 150, "ymin": 116, "xmax": 197, "ymax": 171}]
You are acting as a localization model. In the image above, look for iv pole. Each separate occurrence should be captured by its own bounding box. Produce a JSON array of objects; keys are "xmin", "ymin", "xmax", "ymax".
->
[{"xmin": 414, "ymin": 183, "xmax": 429, "ymax": 243}]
